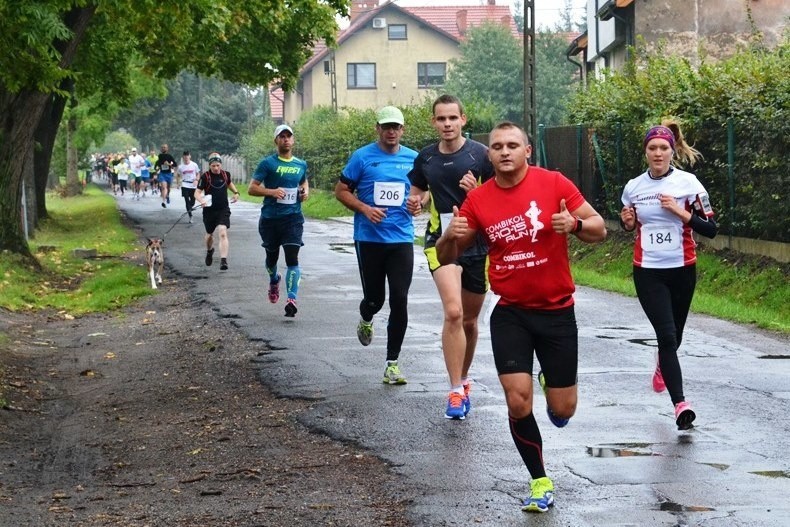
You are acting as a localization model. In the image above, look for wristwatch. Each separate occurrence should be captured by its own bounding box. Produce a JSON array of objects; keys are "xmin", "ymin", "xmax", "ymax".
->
[{"xmin": 574, "ymin": 217, "xmax": 583, "ymax": 233}]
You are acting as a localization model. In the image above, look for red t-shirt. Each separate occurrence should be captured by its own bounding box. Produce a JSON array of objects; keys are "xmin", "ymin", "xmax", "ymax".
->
[{"xmin": 461, "ymin": 166, "xmax": 585, "ymax": 310}]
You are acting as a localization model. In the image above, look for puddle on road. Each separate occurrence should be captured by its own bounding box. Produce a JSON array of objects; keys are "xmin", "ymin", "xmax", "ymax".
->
[
  {"xmin": 700, "ymin": 462, "xmax": 729, "ymax": 471},
  {"xmin": 750, "ymin": 470, "xmax": 790, "ymax": 478},
  {"xmin": 587, "ymin": 443, "xmax": 659, "ymax": 457},
  {"xmin": 657, "ymin": 500, "xmax": 715, "ymax": 512},
  {"xmin": 627, "ymin": 337, "xmax": 657, "ymax": 347},
  {"xmin": 328, "ymin": 243, "xmax": 354, "ymax": 254}
]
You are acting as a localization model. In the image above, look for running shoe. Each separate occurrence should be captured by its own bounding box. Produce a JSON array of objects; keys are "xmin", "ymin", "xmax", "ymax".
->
[
  {"xmin": 284, "ymin": 298, "xmax": 297, "ymax": 318},
  {"xmin": 357, "ymin": 319, "xmax": 373, "ymax": 346},
  {"xmin": 161, "ymin": 202, "xmax": 166, "ymax": 208},
  {"xmin": 674, "ymin": 401, "xmax": 696, "ymax": 430},
  {"xmin": 205, "ymin": 248, "xmax": 214, "ymax": 267},
  {"xmin": 166, "ymin": 197, "xmax": 170, "ymax": 204},
  {"xmin": 220, "ymin": 258, "xmax": 228, "ymax": 271},
  {"xmin": 521, "ymin": 476, "xmax": 555, "ymax": 513},
  {"xmin": 538, "ymin": 371, "xmax": 569, "ymax": 428},
  {"xmin": 444, "ymin": 391, "xmax": 466, "ymax": 420},
  {"xmin": 382, "ymin": 361, "xmax": 407, "ymax": 385},
  {"xmin": 267, "ymin": 275, "xmax": 281, "ymax": 304},
  {"xmin": 652, "ymin": 364, "xmax": 666, "ymax": 393},
  {"xmin": 463, "ymin": 381, "xmax": 472, "ymax": 416}
]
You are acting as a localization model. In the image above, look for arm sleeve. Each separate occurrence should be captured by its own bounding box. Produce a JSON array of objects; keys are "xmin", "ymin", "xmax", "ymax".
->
[{"xmin": 688, "ymin": 210, "xmax": 718, "ymax": 238}]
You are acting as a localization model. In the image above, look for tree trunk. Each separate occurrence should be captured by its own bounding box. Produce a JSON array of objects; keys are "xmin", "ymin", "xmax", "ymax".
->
[
  {"xmin": 34, "ymin": 85, "xmax": 71, "ymax": 222},
  {"xmin": 64, "ymin": 98, "xmax": 82, "ymax": 196},
  {"xmin": 0, "ymin": 90, "xmax": 50, "ymax": 258},
  {"xmin": 0, "ymin": 6, "xmax": 94, "ymax": 256}
]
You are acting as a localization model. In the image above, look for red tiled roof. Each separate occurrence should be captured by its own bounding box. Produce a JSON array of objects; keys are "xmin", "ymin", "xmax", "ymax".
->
[
  {"xmin": 402, "ymin": 6, "xmax": 519, "ymax": 40},
  {"xmin": 300, "ymin": 2, "xmax": 519, "ymax": 75},
  {"xmin": 269, "ymin": 86, "xmax": 284, "ymax": 121}
]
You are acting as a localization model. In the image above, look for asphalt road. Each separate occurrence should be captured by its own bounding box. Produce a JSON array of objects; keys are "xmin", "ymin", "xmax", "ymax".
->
[{"xmin": 116, "ymin": 183, "xmax": 790, "ymax": 527}]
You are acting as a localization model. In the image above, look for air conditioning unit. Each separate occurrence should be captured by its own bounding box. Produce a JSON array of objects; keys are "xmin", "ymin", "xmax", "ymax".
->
[{"xmin": 372, "ymin": 17, "xmax": 387, "ymax": 29}]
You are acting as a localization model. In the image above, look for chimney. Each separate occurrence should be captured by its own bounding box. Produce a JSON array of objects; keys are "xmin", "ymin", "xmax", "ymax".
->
[
  {"xmin": 456, "ymin": 9, "xmax": 468, "ymax": 36},
  {"xmin": 350, "ymin": 1, "xmax": 379, "ymax": 22},
  {"xmin": 487, "ymin": 0, "xmax": 496, "ymax": 5}
]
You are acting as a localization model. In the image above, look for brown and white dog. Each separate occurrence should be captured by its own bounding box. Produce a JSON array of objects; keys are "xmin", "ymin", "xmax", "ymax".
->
[{"xmin": 145, "ymin": 238, "xmax": 164, "ymax": 289}]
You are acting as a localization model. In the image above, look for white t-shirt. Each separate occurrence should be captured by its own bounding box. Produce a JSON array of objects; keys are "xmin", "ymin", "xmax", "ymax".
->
[
  {"xmin": 128, "ymin": 154, "xmax": 145, "ymax": 176},
  {"xmin": 621, "ymin": 167, "xmax": 713, "ymax": 268},
  {"xmin": 177, "ymin": 161, "xmax": 200, "ymax": 189}
]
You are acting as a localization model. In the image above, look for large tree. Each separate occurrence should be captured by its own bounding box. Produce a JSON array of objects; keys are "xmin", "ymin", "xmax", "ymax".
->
[
  {"xmin": 443, "ymin": 22, "xmax": 524, "ymax": 123},
  {"xmin": 442, "ymin": 23, "xmax": 578, "ymax": 127},
  {"xmin": 0, "ymin": 0, "xmax": 346, "ymax": 258}
]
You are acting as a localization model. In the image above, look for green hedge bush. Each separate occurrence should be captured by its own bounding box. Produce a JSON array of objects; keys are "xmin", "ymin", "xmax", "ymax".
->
[
  {"xmin": 240, "ymin": 98, "xmax": 500, "ymax": 191},
  {"xmin": 568, "ymin": 35, "xmax": 789, "ymax": 242}
]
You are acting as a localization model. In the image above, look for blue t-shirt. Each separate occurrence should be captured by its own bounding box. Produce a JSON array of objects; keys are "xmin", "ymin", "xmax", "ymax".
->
[
  {"xmin": 252, "ymin": 154, "xmax": 308, "ymax": 220},
  {"xmin": 341, "ymin": 142, "xmax": 418, "ymax": 243},
  {"xmin": 141, "ymin": 159, "xmax": 151, "ymax": 179}
]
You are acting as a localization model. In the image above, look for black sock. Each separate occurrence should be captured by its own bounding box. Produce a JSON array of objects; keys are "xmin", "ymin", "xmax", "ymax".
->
[{"xmin": 509, "ymin": 413, "xmax": 546, "ymax": 479}]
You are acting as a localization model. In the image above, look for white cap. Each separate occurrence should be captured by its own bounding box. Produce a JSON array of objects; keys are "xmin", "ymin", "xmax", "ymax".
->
[{"xmin": 274, "ymin": 124, "xmax": 294, "ymax": 138}]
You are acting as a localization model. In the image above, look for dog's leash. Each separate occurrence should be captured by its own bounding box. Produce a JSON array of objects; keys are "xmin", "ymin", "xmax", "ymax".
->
[{"xmin": 159, "ymin": 204, "xmax": 205, "ymax": 241}]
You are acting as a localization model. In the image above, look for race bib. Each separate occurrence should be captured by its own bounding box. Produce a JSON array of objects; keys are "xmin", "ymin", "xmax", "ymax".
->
[
  {"xmin": 440, "ymin": 212, "xmax": 453, "ymax": 233},
  {"xmin": 277, "ymin": 187, "xmax": 299, "ymax": 204},
  {"xmin": 373, "ymin": 181, "xmax": 405, "ymax": 207},
  {"xmin": 640, "ymin": 224, "xmax": 680, "ymax": 252}
]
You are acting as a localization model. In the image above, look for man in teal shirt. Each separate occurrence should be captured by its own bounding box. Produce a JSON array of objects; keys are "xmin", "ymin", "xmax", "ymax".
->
[{"xmin": 248, "ymin": 124, "xmax": 309, "ymax": 317}]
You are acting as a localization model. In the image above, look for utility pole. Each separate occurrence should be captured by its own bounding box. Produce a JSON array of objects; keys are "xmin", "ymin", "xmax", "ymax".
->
[{"xmin": 523, "ymin": 0, "xmax": 536, "ymax": 142}]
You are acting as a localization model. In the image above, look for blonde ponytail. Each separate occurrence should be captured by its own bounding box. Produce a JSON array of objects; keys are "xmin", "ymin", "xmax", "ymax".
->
[{"xmin": 662, "ymin": 119, "xmax": 702, "ymax": 168}]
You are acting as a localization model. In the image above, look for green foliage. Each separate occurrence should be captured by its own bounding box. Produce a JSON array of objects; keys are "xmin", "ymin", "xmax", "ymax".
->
[
  {"xmin": 444, "ymin": 22, "xmax": 524, "ymax": 122},
  {"xmin": 536, "ymin": 31, "xmax": 579, "ymax": 126},
  {"xmin": 443, "ymin": 23, "xmax": 579, "ymax": 127},
  {"xmin": 115, "ymin": 73, "xmax": 262, "ymax": 157},
  {"xmin": 568, "ymin": 36, "xmax": 790, "ymax": 241},
  {"xmin": 95, "ymin": 130, "xmax": 139, "ymax": 154}
]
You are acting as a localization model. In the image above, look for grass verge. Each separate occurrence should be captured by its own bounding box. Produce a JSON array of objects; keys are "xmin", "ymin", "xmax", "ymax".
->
[
  {"xmin": 0, "ymin": 185, "xmax": 154, "ymax": 315},
  {"xmin": 569, "ymin": 231, "xmax": 789, "ymax": 333}
]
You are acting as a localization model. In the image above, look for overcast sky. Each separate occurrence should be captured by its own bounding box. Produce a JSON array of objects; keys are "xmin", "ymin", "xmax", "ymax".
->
[{"xmin": 389, "ymin": 0, "xmax": 587, "ymax": 30}]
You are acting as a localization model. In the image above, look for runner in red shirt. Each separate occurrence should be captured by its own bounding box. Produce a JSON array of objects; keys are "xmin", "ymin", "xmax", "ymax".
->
[{"xmin": 437, "ymin": 121, "xmax": 606, "ymax": 514}]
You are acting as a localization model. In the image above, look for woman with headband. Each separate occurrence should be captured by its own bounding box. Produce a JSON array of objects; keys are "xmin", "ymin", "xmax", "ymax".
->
[{"xmin": 620, "ymin": 121, "xmax": 718, "ymax": 430}]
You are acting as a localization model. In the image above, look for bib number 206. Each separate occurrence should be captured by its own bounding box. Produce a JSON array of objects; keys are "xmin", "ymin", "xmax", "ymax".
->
[{"xmin": 373, "ymin": 182, "xmax": 405, "ymax": 207}]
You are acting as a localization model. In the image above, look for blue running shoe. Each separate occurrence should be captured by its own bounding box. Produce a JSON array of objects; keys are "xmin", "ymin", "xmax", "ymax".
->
[
  {"xmin": 538, "ymin": 371, "xmax": 569, "ymax": 428},
  {"xmin": 444, "ymin": 391, "xmax": 465, "ymax": 420},
  {"xmin": 521, "ymin": 476, "xmax": 555, "ymax": 513},
  {"xmin": 463, "ymin": 381, "xmax": 472, "ymax": 416}
]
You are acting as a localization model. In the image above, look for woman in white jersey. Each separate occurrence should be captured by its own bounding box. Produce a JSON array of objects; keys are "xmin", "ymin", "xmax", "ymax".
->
[
  {"xmin": 620, "ymin": 121, "xmax": 718, "ymax": 430},
  {"xmin": 177, "ymin": 151, "xmax": 200, "ymax": 223}
]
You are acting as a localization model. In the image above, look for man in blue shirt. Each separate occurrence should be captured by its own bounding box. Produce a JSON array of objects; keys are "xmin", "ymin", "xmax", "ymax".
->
[
  {"xmin": 335, "ymin": 106, "xmax": 418, "ymax": 384},
  {"xmin": 248, "ymin": 124, "xmax": 309, "ymax": 317}
]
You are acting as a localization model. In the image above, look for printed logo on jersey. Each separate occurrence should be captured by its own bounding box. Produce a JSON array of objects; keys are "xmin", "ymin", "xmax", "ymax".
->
[
  {"xmin": 276, "ymin": 166, "xmax": 302, "ymax": 175},
  {"xmin": 487, "ymin": 200, "xmax": 548, "ymax": 272},
  {"xmin": 485, "ymin": 200, "xmax": 544, "ymax": 244}
]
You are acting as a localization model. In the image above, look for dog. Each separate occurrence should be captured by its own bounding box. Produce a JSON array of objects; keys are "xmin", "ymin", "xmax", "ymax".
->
[{"xmin": 145, "ymin": 238, "xmax": 164, "ymax": 289}]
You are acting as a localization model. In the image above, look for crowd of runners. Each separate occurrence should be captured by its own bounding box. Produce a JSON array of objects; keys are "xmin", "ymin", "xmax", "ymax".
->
[{"xmin": 96, "ymin": 94, "xmax": 718, "ymax": 515}]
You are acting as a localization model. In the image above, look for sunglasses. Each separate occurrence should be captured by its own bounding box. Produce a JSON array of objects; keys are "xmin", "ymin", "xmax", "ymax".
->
[{"xmin": 379, "ymin": 123, "xmax": 403, "ymax": 131}]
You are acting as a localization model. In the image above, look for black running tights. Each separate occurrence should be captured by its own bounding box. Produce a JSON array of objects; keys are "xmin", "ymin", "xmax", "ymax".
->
[{"xmin": 633, "ymin": 265, "xmax": 696, "ymax": 405}]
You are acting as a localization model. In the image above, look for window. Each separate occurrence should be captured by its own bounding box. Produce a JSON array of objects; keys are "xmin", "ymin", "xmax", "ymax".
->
[
  {"xmin": 347, "ymin": 63, "xmax": 376, "ymax": 89},
  {"xmin": 388, "ymin": 24, "xmax": 407, "ymax": 40},
  {"xmin": 417, "ymin": 63, "xmax": 446, "ymax": 88}
]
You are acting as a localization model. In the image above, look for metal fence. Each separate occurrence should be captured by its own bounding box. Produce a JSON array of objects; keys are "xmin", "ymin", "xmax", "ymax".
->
[
  {"xmin": 199, "ymin": 154, "xmax": 248, "ymax": 184},
  {"xmin": 537, "ymin": 121, "xmax": 788, "ymax": 246}
]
